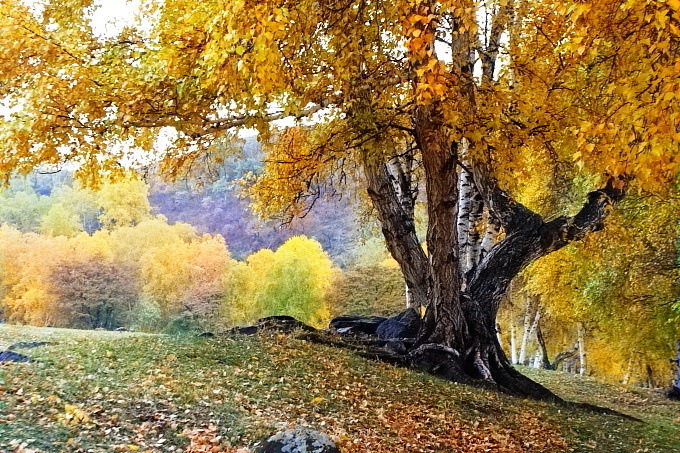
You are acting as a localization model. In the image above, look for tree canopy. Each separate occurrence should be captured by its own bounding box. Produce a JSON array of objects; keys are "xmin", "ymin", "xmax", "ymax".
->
[{"xmin": 1, "ymin": 0, "xmax": 677, "ymax": 185}]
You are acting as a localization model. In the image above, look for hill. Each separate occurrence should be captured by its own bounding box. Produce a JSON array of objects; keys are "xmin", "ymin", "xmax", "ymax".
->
[{"xmin": 0, "ymin": 325, "xmax": 677, "ymax": 453}]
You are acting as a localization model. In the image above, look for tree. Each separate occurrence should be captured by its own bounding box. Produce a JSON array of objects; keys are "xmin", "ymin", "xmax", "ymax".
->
[
  {"xmin": 139, "ymin": 232, "xmax": 234, "ymax": 328},
  {"xmin": 1, "ymin": 0, "xmax": 678, "ymax": 398},
  {"xmin": 39, "ymin": 202, "xmax": 81, "ymax": 237},
  {"xmin": 223, "ymin": 236, "xmax": 336, "ymax": 328},
  {"xmin": 50, "ymin": 258, "xmax": 138, "ymax": 329},
  {"xmin": 261, "ymin": 235, "xmax": 336, "ymax": 328}
]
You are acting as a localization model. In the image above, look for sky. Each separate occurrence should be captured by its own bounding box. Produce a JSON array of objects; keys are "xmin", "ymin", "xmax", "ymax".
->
[{"xmin": 88, "ymin": 0, "xmax": 143, "ymax": 38}]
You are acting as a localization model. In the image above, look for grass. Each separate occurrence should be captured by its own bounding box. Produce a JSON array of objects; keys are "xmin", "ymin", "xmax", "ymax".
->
[{"xmin": 0, "ymin": 324, "xmax": 678, "ymax": 453}]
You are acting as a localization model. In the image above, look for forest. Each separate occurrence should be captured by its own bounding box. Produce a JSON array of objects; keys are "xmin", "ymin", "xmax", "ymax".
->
[{"xmin": 0, "ymin": 2, "xmax": 679, "ymax": 449}]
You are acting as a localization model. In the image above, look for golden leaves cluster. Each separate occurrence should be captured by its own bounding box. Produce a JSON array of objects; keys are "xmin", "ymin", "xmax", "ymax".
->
[{"xmin": 0, "ymin": 0, "xmax": 677, "ymax": 197}]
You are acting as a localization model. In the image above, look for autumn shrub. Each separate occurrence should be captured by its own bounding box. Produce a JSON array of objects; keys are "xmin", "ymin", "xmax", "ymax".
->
[
  {"xmin": 0, "ymin": 212, "xmax": 236, "ymax": 332},
  {"xmin": 223, "ymin": 236, "xmax": 336, "ymax": 328},
  {"xmin": 140, "ymin": 233, "xmax": 234, "ymax": 330},
  {"xmin": 129, "ymin": 297, "xmax": 163, "ymax": 332},
  {"xmin": 328, "ymin": 263, "xmax": 406, "ymax": 318},
  {"xmin": 50, "ymin": 259, "xmax": 138, "ymax": 329}
]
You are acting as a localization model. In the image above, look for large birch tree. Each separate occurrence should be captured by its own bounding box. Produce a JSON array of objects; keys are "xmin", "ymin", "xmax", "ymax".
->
[{"xmin": 1, "ymin": 0, "xmax": 678, "ymax": 398}]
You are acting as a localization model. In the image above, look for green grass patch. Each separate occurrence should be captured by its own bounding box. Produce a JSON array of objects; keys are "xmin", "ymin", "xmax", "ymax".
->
[{"xmin": 0, "ymin": 325, "xmax": 678, "ymax": 453}]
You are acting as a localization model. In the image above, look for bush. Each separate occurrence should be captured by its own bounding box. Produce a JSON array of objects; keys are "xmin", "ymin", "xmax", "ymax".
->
[{"xmin": 328, "ymin": 264, "xmax": 406, "ymax": 318}]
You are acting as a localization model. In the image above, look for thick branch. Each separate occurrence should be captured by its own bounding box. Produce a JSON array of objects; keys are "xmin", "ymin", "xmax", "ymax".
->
[
  {"xmin": 385, "ymin": 151, "xmax": 418, "ymax": 219},
  {"xmin": 364, "ymin": 157, "xmax": 430, "ymax": 309},
  {"xmin": 470, "ymin": 164, "xmax": 541, "ymax": 234},
  {"xmin": 122, "ymin": 104, "xmax": 326, "ymax": 137},
  {"xmin": 468, "ymin": 176, "xmax": 629, "ymax": 315},
  {"xmin": 540, "ymin": 176, "xmax": 628, "ymax": 254}
]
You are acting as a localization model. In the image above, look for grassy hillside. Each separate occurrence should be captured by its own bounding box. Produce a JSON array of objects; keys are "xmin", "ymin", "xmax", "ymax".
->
[{"xmin": 0, "ymin": 325, "xmax": 677, "ymax": 453}]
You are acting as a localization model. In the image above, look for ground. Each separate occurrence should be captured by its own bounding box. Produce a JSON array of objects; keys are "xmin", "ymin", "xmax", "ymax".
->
[{"xmin": 0, "ymin": 325, "xmax": 677, "ymax": 453}]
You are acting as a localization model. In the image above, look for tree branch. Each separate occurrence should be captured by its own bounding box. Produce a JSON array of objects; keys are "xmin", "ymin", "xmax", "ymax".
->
[
  {"xmin": 480, "ymin": 1, "xmax": 515, "ymax": 82},
  {"xmin": 122, "ymin": 103, "xmax": 327, "ymax": 137},
  {"xmin": 467, "ymin": 175, "xmax": 630, "ymax": 314},
  {"xmin": 540, "ymin": 175, "xmax": 630, "ymax": 253}
]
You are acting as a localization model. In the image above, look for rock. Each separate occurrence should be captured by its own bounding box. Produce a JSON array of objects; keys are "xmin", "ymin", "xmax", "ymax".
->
[
  {"xmin": 256, "ymin": 426, "xmax": 340, "ymax": 453},
  {"xmin": 257, "ymin": 316, "xmax": 316, "ymax": 333},
  {"xmin": 384, "ymin": 339, "xmax": 408, "ymax": 355},
  {"xmin": 231, "ymin": 316, "xmax": 316, "ymax": 336},
  {"xmin": 376, "ymin": 308, "xmax": 421, "ymax": 340},
  {"xmin": 198, "ymin": 332, "xmax": 215, "ymax": 338},
  {"xmin": 233, "ymin": 325, "xmax": 259, "ymax": 335},
  {"xmin": 329, "ymin": 315, "xmax": 386, "ymax": 336},
  {"xmin": 0, "ymin": 351, "xmax": 30, "ymax": 363},
  {"xmin": 8, "ymin": 341, "xmax": 51, "ymax": 350}
]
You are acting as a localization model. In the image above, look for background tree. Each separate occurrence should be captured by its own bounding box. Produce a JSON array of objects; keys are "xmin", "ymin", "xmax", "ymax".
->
[
  {"xmin": 1, "ymin": 0, "xmax": 678, "ymax": 398},
  {"xmin": 223, "ymin": 236, "xmax": 337, "ymax": 328},
  {"xmin": 50, "ymin": 259, "xmax": 138, "ymax": 329}
]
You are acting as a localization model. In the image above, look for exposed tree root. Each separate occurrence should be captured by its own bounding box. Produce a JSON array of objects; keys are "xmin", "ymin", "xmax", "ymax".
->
[{"xmin": 297, "ymin": 331, "xmax": 640, "ymax": 420}]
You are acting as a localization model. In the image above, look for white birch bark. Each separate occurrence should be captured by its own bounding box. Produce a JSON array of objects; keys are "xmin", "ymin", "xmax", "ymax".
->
[
  {"xmin": 577, "ymin": 322, "xmax": 586, "ymax": 375},
  {"xmin": 518, "ymin": 301, "xmax": 540, "ymax": 365},
  {"xmin": 509, "ymin": 321, "xmax": 518, "ymax": 365}
]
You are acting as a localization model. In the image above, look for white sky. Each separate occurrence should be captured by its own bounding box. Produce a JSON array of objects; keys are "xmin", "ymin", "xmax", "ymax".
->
[{"xmin": 87, "ymin": 0, "xmax": 143, "ymax": 38}]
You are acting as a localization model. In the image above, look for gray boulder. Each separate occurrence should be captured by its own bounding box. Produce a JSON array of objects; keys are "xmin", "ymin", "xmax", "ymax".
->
[
  {"xmin": 231, "ymin": 316, "xmax": 316, "ymax": 336},
  {"xmin": 329, "ymin": 315, "xmax": 386, "ymax": 336},
  {"xmin": 256, "ymin": 426, "xmax": 340, "ymax": 453},
  {"xmin": 0, "ymin": 351, "xmax": 30, "ymax": 363},
  {"xmin": 376, "ymin": 308, "xmax": 421, "ymax": 340},
  {"xmin": 8, "ymin": 341, "xmax": 50, "ymax": 350}
]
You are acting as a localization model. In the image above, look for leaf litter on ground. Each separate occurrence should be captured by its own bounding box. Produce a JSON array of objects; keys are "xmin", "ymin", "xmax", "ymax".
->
[{"xmin": 0, "ymin": 325, "xmax": 677, "ymax": 453}]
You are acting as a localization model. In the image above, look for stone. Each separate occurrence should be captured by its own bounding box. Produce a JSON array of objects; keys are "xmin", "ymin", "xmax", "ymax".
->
[
  {"xmin": 376, "ymin": 308, "xmax": 421, "ymax": 340},
  {"xmin": 256, "ymin": 316, "xmax": 316, "ymax": 333},
  {"xmin": 231, "ymin": 316, "xmax": 316, "ymax": 336},
  {"xmin": 8, "ymin": 341, "xmax": 51, "ymax": 350},
  {"xmin": 384, "ymin": 339, "xmax": 408, "ymax": 355},
  {"xmin": 0, "ymin": 351, "xmax": 30, "ymax": 363},
  {"xmin": 256, "ymin": 426, "xmax": 340, "ymax": 453},
  {"xmin": 329, "ymin": 315, "xmax": 386, "ymax": 336},
  {"xmin": 233, "ymin": 325, "xmax": 259, "ymax": 335}
]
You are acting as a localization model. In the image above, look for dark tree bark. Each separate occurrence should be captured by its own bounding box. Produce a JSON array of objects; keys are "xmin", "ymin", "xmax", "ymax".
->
[
  {"xmin": 668, "ymin": 340, "xmax": 680, "ymax": 400},
  {"xmin": 363, "ymin": 154, "xmax": 430, "ymax": 310}
]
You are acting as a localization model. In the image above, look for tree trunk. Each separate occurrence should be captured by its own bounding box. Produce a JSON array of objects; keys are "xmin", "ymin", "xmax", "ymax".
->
[
  {"xmin": 667, "ymin": 340, "xmax": 680, "ymax": 400},
  {"xmin": 414, "ymin": 108, "xmax": 465, "ymax": 349},
  {"xmin": 518, "ymin": 297, "xmax": 540, "ymax": 365},
  {"xmin": 363, "ymin": 155, "xmax": 430, "ymax": 310},
  {"xmin": 577, "ymin": 323, "xmax": 586, "ymax": 375},
  {"xmin": 535, "ymin": 323, "xmax": 552, "ymax": 370},
  {"xmin": 509, "ymin": 321, "xmax": 518, "ymax": 365}
]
